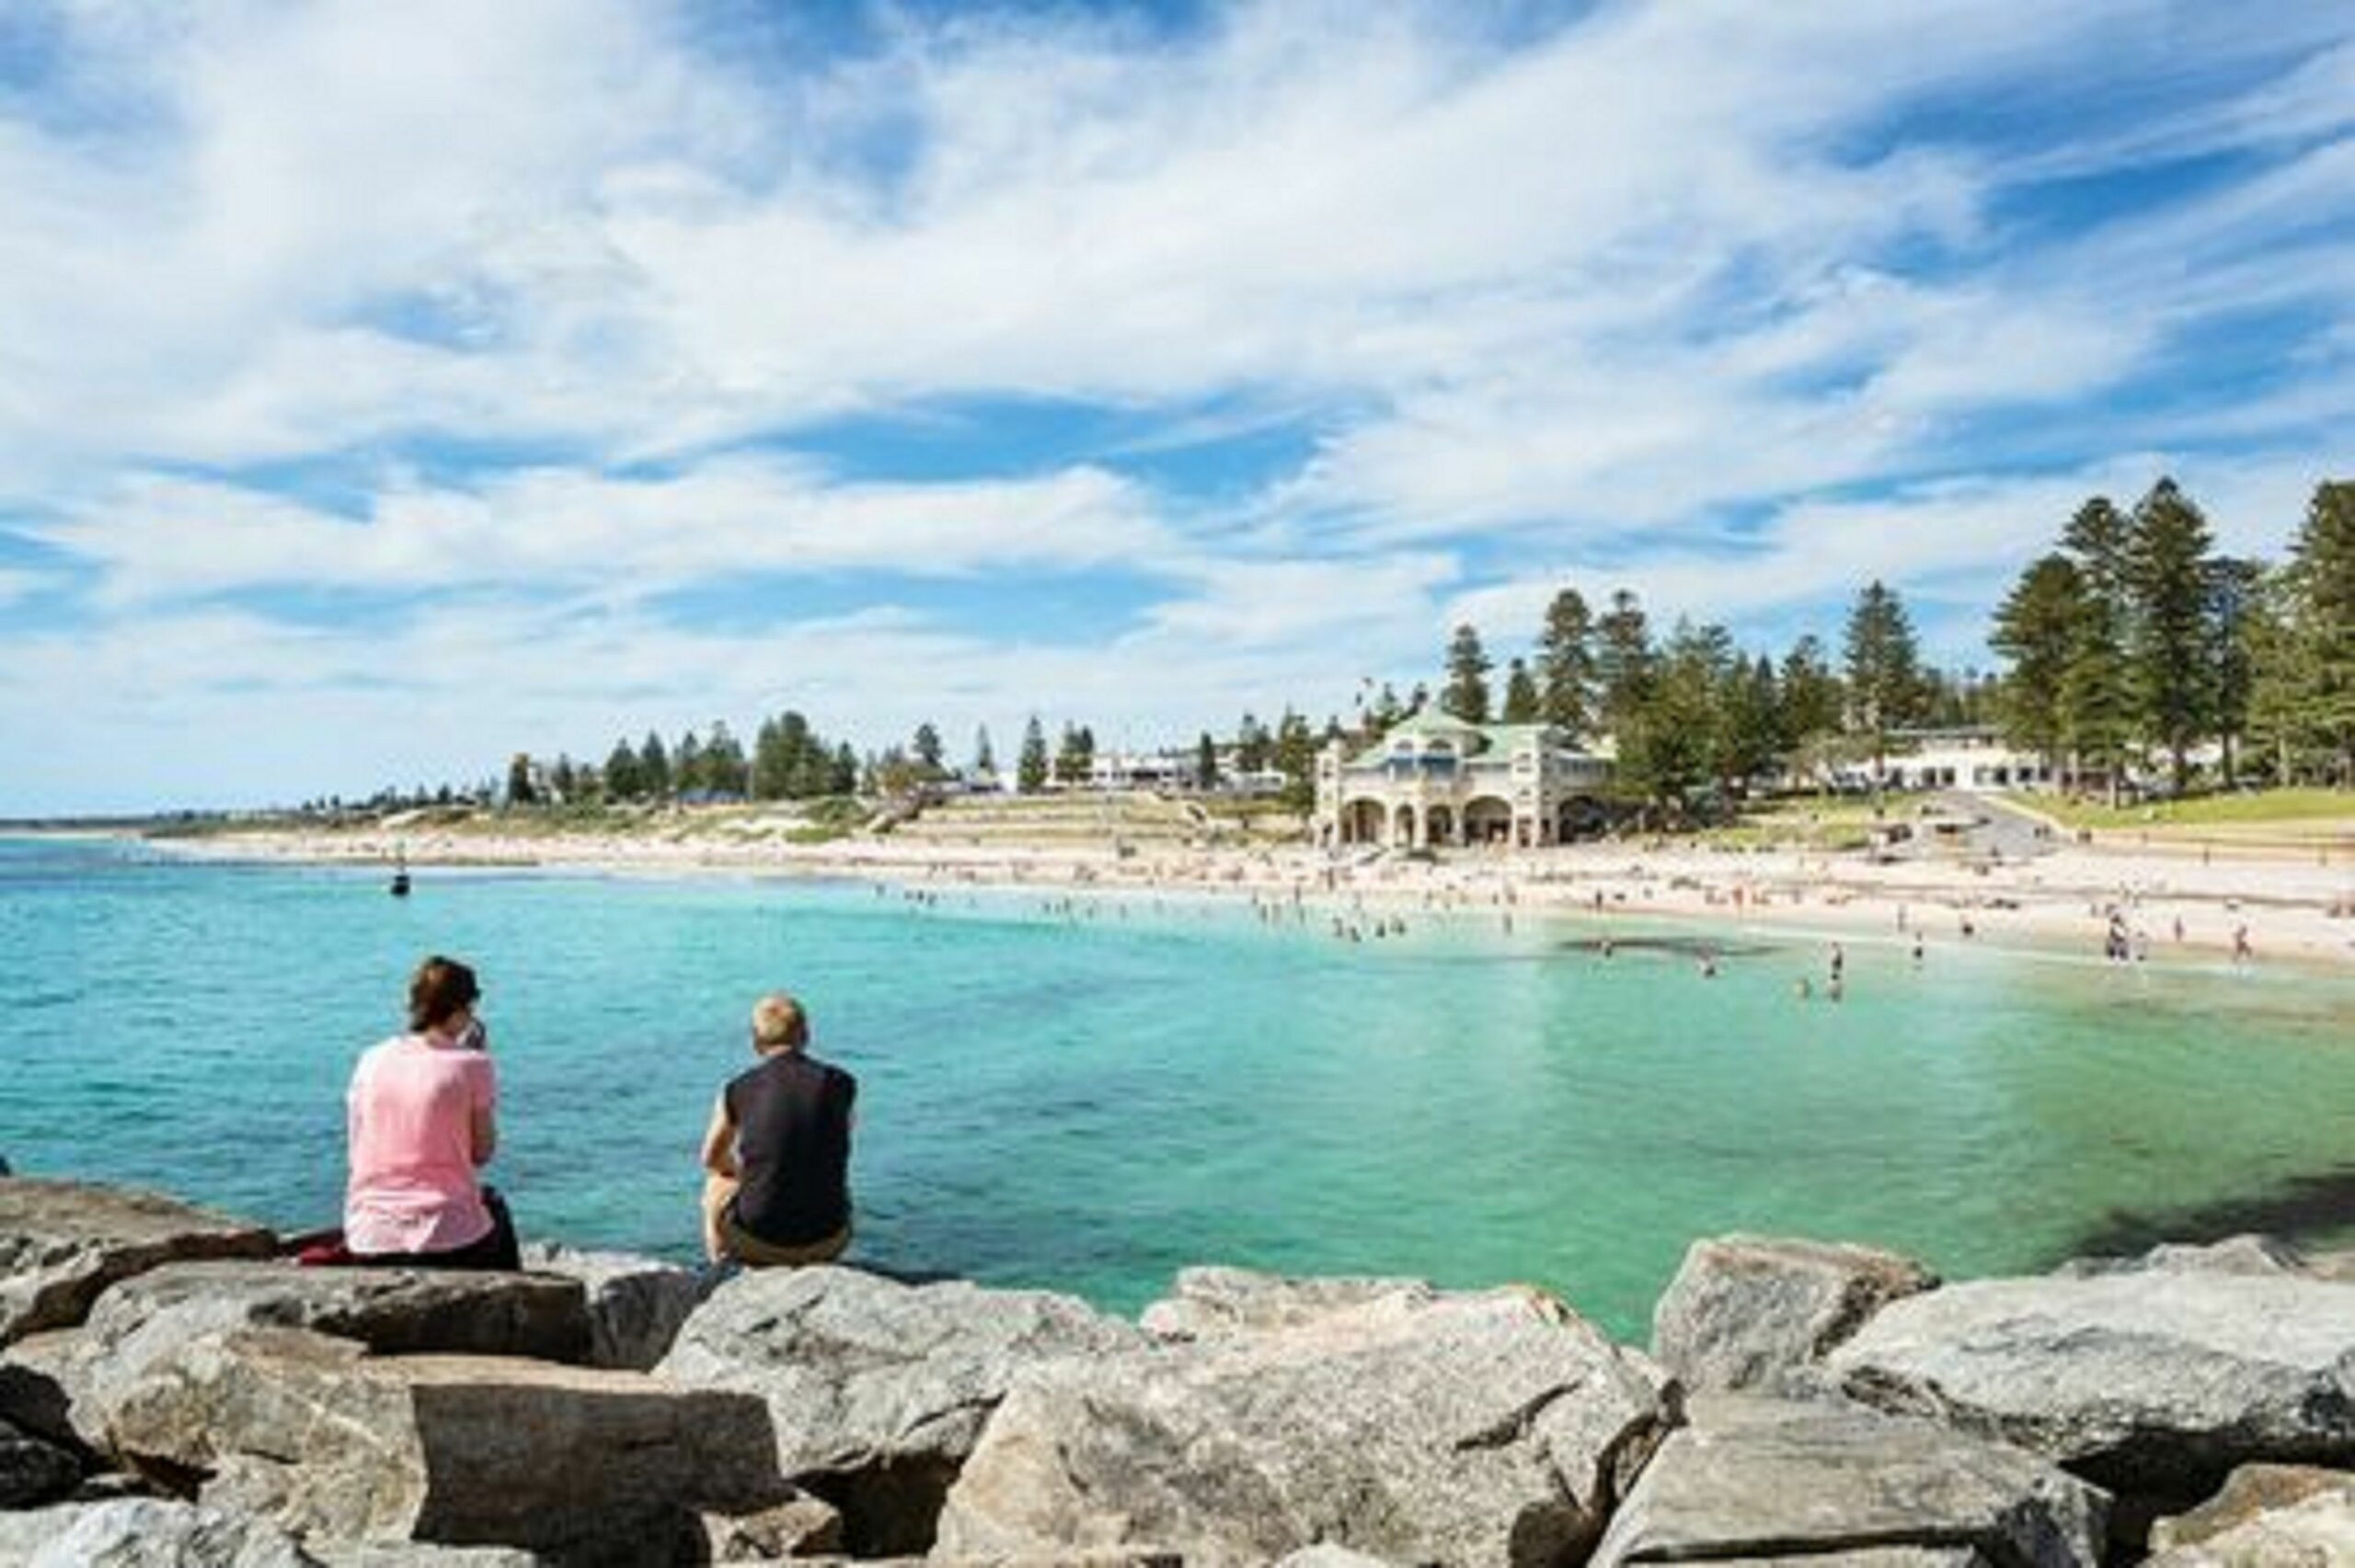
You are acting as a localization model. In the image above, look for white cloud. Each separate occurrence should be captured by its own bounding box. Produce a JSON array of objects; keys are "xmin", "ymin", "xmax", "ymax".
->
[
  {"xmin": 1440, "ymin": 448, "xmax": 2338, "ymax": 666},
  {"xmin": 0, "ymin": 1, "xmax": 2347, "ymax": 810},
  {"xmin": 32, "ymin": 460, "xmax": 1170, "ymax": 605}
]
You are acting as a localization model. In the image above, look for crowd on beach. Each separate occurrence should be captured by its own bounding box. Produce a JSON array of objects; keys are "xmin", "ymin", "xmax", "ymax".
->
[{"xmin": 158, "ymin": 813, "xmax": 2352, "ymax": 969}]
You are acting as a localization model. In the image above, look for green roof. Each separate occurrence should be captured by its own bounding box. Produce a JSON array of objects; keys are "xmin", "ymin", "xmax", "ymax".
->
[{"xmin": 1342, "ymin": 715, "xmax": 1567, "ymax": 768}]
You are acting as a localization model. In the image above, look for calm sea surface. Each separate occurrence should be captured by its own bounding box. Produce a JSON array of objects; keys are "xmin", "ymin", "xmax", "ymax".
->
[{"xmin": 3, "ymin": 835, "xmax": 2349, "ymax": 1339}]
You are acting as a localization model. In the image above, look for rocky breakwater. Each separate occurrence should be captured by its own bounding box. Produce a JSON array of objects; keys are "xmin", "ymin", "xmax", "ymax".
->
[{"xmin": 0, "ymin": 1174, "xmax": 2349, "ymax": 1566}]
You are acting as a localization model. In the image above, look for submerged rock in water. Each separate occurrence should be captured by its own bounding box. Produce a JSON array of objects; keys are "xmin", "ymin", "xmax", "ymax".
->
[
  {"xmin": 1650, "ymin": 1234, "xmax": 1936, "ymax": 1398},
  {"xmin": 0, "ymin": 1180, "xmax": 275, "ymax": 1347},
  {"xmin": 1829, "ymin": 1271, "xmax": 2355, "ymax": 1502},
  {"xmin": 936, "ymin": 1278, "xmax": 1677, "ymax": 1568},
  {"xmin": 655, "ymin": 1264, "xmax": 1143, "ymax": 1556},
  {"xmin": 1589, "ymin": 1393, "xmax": 2108, "ymax": 1568},
  {"xmin": 93, "ymin": 1325, "xmax": 787, "ymax": 1560}
]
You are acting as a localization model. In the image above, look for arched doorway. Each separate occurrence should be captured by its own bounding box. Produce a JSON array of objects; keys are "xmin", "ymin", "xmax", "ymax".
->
[
  {"xmin": 1464, "ymin": 796, "xmax": 1513, "ymax": 844},
  {"xmin": 1425, "ymin": 805, "xmax": 1457, "ymax": 846},
  {"xmin": 1391, "ymin": 803, "xmax": 1419, "ymax": 848},
  {"xmin": 1341, "ymin": 798, "xmax": 1386, "ymax": 844}
]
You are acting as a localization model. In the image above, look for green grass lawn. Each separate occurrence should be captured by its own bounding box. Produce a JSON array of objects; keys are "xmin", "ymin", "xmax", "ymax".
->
[
  {"xmin": 1689, "ymin": 796, "xmax": 1891, "ymax": 852},
  {"xmin": 2005, "ymin": 787, "xmax": 2352, "ymax": 834}
]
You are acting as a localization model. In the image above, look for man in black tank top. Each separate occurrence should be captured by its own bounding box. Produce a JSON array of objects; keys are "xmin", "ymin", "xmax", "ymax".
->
[{"xmin": 699, "ymin": 994, "xmax": 856, "ymax": 1265}]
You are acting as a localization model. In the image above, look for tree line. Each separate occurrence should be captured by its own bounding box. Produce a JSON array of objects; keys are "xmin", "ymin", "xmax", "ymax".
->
[
  {"xmin": 1421, "ymin": 579, "xmax": 1975, "ymax": 814},
  {"xmin": 471, "ymin": 475, "xmax": 2343, "ymax": 820},
  {"xmin": 504, "ymin": 712, "xmax": 861, "ymax": 807},
  {"xmin": 1989, "ymin": 478, "xmax": 2350, "ymax": 795},
  {"xmin": 1411, "ymin": 475, "xmax": 2348, "ymax": 811}
]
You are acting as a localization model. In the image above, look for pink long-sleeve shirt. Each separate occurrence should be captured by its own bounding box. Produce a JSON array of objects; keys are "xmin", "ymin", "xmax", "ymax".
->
[{"xmin": 344, "ymin": 1033, "xmax": 496, "ymax": 1255}]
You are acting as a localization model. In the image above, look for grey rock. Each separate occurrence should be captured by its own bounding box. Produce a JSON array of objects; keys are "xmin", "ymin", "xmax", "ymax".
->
[
  {"xmin": 85, "ymin": 1260, "xmax": 592, "ymax": 1364},
  {"xmin": 2307, "ymin": 1250, "xmax": 2355, "ymax": 1284},
  {"xmin": 1140, "ymin": 1267, "xmax": 1432, "ymax": 1340},
  {"xmin": 0, "ymin": 1417, "xmax": 81, "ymax": 1510},
  {"xmin": 1650, "ymin": 1235, "xmax": 1936, "ymax": 1397},
  {"xmin": 2051, "ymin": 1235, "xmax": 2315, "ymax": 1279},
  {"xmin": 657, "ymin": 1265, "xmax": 1142, "ymax": 1557},
  {"xmin": 935, "ymin": 1279, "xmax": 1675, "ymax": 1567},
  {"xmin": 0, "ymin": 1181, "xmax": 274, "ymax": 1347},
  {"xmin": 1589, "ymin": 1393, "xmax": 2107, "ymax": 1568},
  {"xmin": 702, "ymin": 1492, "xmax": 844, "ymax": 1560},
  {"xmin": 1830, "ymin": 1272, "xmax": 2355, "ymax": 1499},
  {"xmin": 0, "ymin": 1497, "xmax": 309, "ymax": 1567},
  {"xmin": 94, "ymin": 1326, "xmax": 785, "ymax": 1559},
  {"xmin": 519, "ymin": 1244, "xmax": 699, "ymax": 1371},
  {"xmin": 17, "ymin": 1263, "xmax": 595, "ymax": 1459},
  {"xmin": 304, "ymin": 1549, "xmax": 542, "ymax": 1567},
  {"xmin": 2144, "ymin": 1489, "xmax": 2355, "ymax": 1567},
  {"xmin": 2149, "ymin": 1464, "xmax": 2355, "ymax": 1552},
  {"xmin": 1271, "ymin": 1549, "xmax": 1399, "ymax": 1567},
  {"xmin": 0, "ymin": 1333, "xmax": 83, "ymax": 1449}
]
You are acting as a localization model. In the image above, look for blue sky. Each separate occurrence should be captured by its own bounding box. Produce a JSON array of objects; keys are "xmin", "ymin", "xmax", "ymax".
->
[{"xmin": 0, "ymin": 1, "xmax": 2348, "ymax": 813}]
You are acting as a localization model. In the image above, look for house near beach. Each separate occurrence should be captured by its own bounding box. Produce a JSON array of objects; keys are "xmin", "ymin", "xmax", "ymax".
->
[{"xmin": 1315, "ymin": 715, "xmax": 1611, "ymax": 849}]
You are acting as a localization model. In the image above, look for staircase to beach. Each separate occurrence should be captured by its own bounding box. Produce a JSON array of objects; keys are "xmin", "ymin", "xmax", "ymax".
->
[{"xmin": 884, "ymin": 791, "xmax": 1213, "ymax": 849}]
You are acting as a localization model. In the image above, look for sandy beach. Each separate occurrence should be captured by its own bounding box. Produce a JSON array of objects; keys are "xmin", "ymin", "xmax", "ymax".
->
[{"xmin": 151, "ymin": 818, "xmax": 2355, "ymax": 970}]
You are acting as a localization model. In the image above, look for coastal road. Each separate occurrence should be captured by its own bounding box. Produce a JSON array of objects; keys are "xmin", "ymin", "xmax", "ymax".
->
[{"xmin": 1938, "ymin": 791, "xmax": 2061, "ymax": 862}]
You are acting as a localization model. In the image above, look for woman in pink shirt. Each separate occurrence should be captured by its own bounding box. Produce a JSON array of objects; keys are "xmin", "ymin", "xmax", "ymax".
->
[{"xmin": 344, "ymin": 955, "xmax": 518, "ymax": 1269}]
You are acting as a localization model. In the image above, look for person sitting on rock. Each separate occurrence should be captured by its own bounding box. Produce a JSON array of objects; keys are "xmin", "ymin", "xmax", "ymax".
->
[
  {"xmin": 700, "ymin": 993, "xmax": 856, "ymax": 1268},
  {"xmin": 344, "ymin": 955, "xmax": 519, "ymax": 1270}
]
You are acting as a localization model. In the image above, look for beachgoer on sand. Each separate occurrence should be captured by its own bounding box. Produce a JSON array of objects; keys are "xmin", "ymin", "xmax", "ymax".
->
[
  {"xmin": 343, "ymin": 956, "xmax": 520, "ymax": 1270},
  {"xmin": 700, "ymin": 993, "xmax": 856, "ymax": 1267}
]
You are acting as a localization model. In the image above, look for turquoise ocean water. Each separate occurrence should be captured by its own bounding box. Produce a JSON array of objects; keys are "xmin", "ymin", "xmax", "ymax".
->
[{"xmin": 2, "ymin": 835, "xmax": 2349, "ymax": 1340}]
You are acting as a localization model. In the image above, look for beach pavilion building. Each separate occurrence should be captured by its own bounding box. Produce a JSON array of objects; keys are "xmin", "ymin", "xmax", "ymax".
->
[{"xmin": 1315, "ymin": 715, "xmax": 1611, "ymax": 850}]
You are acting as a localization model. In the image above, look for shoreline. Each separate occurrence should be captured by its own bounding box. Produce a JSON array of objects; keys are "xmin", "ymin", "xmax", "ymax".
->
[{"xmin": 136, "ymin": 823, "xmax": 2355, "ymax": 970}]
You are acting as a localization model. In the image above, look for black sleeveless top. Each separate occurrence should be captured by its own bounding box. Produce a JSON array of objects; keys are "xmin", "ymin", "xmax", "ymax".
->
[{"xmin": 725, "ymin": 1052, "xmax": 856, "ymax": 1246}]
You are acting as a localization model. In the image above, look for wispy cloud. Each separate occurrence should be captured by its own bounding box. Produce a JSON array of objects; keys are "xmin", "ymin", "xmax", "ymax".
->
[{"xmin": 0, "ymin": 0, "xmax": 2347, "ymax": 810}]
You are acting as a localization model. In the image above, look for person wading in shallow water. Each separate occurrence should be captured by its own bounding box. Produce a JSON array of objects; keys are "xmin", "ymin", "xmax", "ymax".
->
[{"xmin": 700, "ymin": 994, "xmax": 856, "ymax": 1268}]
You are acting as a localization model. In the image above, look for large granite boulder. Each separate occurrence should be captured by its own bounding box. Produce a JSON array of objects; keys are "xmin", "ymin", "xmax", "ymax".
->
[
  {"xmin": 2144, "ymin": 1488, "xmax": 2355, "ymax": 1567},
  {"xmin": 2148, "ymin": 1463, "xmax": 2355, "ymax": 1553},
  {"xmin": 656, "ymin": 1265, "xmax": 1143, "ymax": 1556},
  {"xmin": 1829, "ymin": 1272, "xmax": 2355, "ymax": 1501},
  {"xmin": 86, "ymin": 1260, "xmax": 593, "ymax": 1363},
  {"xmin": 1589, "ymin": 1393, "xmax": 2107, "ymax": 1568},
  {"xmin": 93, "ymin": 1326, "xmax": 787, "ymax": 1561},
  {"xmin": 935, "ymin": 1278, "xmax": 1677, "ymax": 1567},
  {"xmin": 520, "ymin": 1243, "xmax": 700, "ymax": 1370},
  {"xmin": 0, "ymin": 1181, "xmax": 274, "ymax": 1346},
  {"xmin": 1141, "ymin": 1266, "xmax": 1433, "ymax": 1340},
  {"xmin": 0, "ymin": 1497, "xmax": 310, "ymax": 1567},
  {"xmin": 11, "ymin": 1261, "xmax": 594, "ymax": 1459},
  {"xmin": 2051, "ymin": 1235, "xmax": 2317, "ymax": 1280},
  {"xmin": 0, "ymin": 1415, "xmax": 81, "ymax": 1510},
  {"xmin": 1650, "ymin": 1236, "xmax": 1936, "ymax": 1397}
]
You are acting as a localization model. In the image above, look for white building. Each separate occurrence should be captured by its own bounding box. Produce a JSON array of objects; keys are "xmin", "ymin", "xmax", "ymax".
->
[
  {"xmin": 1086, "ymin": 750, "xmax": 1193, "ymax": 792},
  {"xmin": 1863, "ymin": 727, "xmax": 2058, "ymax": 792},
  {"xmin": 1314, "ymin": 715, "xmax": 1611, "ymax": 849}
]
